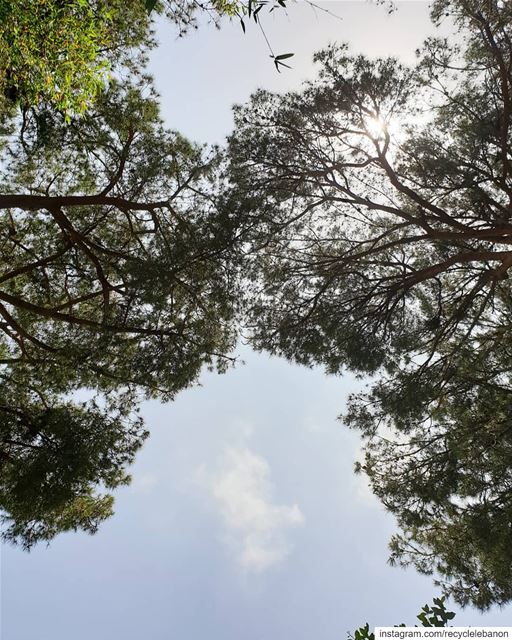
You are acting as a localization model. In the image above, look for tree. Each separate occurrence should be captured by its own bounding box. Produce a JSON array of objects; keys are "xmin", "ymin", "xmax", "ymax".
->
[
  {"xmin": 0, "ymin": 0, "xmax": 301, "ymax": 549},
  {"xmin": 0, "ymin": 78, "xmax": 241, "ymax": 547},
  {"xmin": 227, "ymin": 0, "xmax": 512, "ymax": 608}
]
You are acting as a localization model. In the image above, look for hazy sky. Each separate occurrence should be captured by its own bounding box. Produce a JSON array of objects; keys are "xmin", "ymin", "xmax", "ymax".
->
[{"xmin": 2, "ymin": 3, "xmax": 512, "ymax": 639}]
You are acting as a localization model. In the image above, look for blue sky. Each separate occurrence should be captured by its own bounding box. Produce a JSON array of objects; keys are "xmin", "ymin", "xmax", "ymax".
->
[{"xmin": 2, "ymin": 3, "xmax": 512, "ymax": 638}]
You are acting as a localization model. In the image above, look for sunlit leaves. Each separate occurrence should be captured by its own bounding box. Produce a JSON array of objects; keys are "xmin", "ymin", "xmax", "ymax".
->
[{"xmin": 0, "ymin": 0, "xmax": 150, "ymax": 117}]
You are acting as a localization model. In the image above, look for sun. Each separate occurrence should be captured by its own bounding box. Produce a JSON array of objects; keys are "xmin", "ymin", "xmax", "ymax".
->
[{"xmin": 365, "ymin": 115, "xmax": 388, "ymax": 139}]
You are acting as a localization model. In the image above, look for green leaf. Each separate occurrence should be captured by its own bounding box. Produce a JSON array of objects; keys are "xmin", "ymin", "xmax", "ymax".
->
[
  {"xmin": 145, "ymin": 0, "xmax": 158, "ymax": 14},
  {"xmin": 253, "ymin": 4, "xmax": 263, "ymax": 21}
]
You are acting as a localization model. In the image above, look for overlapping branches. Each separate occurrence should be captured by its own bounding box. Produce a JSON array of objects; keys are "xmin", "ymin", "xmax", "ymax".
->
[
  {"xmin": 228, "ymin": 0, "xmax": 512, "ymax": 607},
  {"xmin": 0, "ymin": 79, "xmax": 241, "ymax": 547}
]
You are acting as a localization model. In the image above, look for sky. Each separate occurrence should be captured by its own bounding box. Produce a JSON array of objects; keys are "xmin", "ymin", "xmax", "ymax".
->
[{"xmin": 2, "ymin": 3, "xmax": 512, "ymax": 639}]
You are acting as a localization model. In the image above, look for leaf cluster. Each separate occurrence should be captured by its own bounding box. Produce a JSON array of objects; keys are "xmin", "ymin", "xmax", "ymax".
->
[
  {"xmin": 351, "ymin": 597, "xmax": 456, "ymax": 640},
  {"xmin": 0, "ymin": 0, "xmax": 150, "ymax": 117}
]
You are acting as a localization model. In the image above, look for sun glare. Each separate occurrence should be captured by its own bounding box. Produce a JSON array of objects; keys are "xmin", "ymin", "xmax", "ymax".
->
[{"xmin": 365, "ymin": 116, "xmax": 389, "ymax": 139}]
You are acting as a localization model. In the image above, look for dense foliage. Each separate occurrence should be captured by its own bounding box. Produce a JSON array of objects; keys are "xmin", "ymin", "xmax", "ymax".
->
[
  {"xmin": 0, "ymin": 79, "xmax": 241, "ymax": 547},
  {"xmin": 0, "ymin": 0, "xmax": 150, "ymax": 115},
  {"xmin": 228, "ymin": 0, "xmax": 512, "ymax": 608}
]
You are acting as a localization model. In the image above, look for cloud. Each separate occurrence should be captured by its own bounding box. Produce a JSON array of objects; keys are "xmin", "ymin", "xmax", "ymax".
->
[{"xmin": 208, "ymin": 447, "xmax": 304, "ymax": 572}]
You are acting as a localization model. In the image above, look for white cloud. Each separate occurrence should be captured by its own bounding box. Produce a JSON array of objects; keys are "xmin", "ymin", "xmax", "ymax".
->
[{"xmin": 208, "ymin": 447, "xmax": 304, "ymax": 572}]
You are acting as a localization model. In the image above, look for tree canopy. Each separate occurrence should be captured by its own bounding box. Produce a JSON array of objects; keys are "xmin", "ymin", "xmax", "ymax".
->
[
  {"xmin": 0, "ymin": 0, "xmax": 296, "ymax": 549},
  {"xmin": 0, "ymin": 78, "xmax": 241, "ymax": 547},
  {"xmin": 4, "ymin": 0, "xmax": 512, "ymax": 613},
  {"xmin": 227, "ymin": 0, "xmax": 512, "ymax": 609}
]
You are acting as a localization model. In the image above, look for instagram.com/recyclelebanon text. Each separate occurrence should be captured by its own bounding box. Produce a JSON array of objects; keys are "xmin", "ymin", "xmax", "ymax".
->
[{"xmin": 376, "ymin": 629, "xmax": 512, "ymax": 640}]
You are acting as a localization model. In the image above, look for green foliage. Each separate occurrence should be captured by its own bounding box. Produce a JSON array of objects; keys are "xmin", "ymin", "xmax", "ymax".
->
[
  {"xmin": 416, "ymin": 598, "xmax": 456, "ymax": 627},
  {"xmin": 0, "ymin": 78, "xmax": 241, "ymax": 547},
  {"xmin": 227, "ymin": 0, "xmax": 512, "ymax": 608},
  {"xmin": 0, "ymin": 0, "xmax": 292, "ymax": 548},
  {"xmin": 0, "ymin": 393, "xmax": 147, "ymax": 549},
  {"xmin": 0, "ymin": 0, "xmax": 149, "ymax": 116},
  {"xmin": 351, "ymin": 597, "xmax": 456, "ymax": 640}
]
